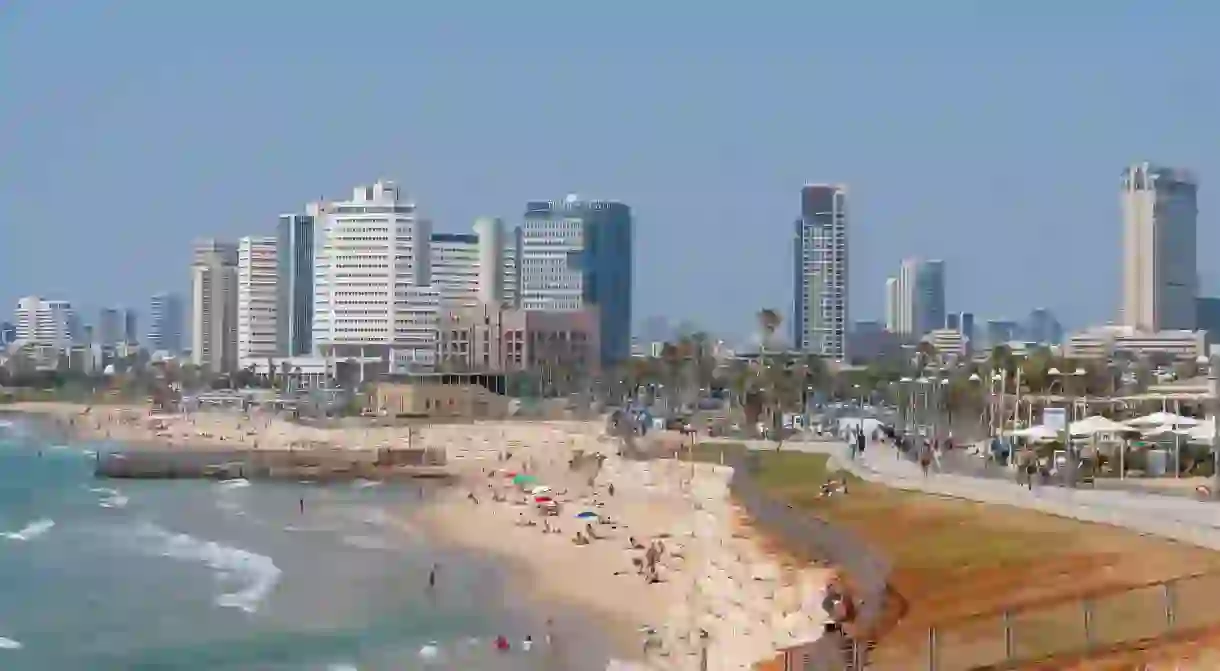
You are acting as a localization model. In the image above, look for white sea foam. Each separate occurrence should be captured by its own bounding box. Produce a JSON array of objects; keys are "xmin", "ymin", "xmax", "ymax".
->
[
  {"xmin": 217, "ymin": 478, "xmax": 250, "ymax": 490},
  {"xmin": 3, "ymin": 519, "xmax": 55, "ymax": 541},
  {"xmin": 418, "ymin": 642, "xmax": 440, "ymax": 661},
  {"xmin": 135, "ymin": 523, "xmax": 281, "ymax": 613},
  {"xmin": 352, "ymin": 479, "xmax": 381, "ymax": 489},
  {"xmin": 326, "ymin": 665, "xmax": 358, "ymax": 671},
  {"xmin": 90, "ymin": 487, "xmax": 129, "ymax": 509},
  {"xmin": 0, "ymin": 636, "xmax": 21, "ymax": 650}
]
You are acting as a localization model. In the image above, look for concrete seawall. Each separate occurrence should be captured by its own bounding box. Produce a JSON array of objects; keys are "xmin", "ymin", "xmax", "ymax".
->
[{"xmin": 94, "ymin": 447, "xmax": 452, "ymax": 482}]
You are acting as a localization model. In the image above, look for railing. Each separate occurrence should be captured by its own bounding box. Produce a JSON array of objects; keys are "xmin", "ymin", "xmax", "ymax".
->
[
  {"xmin": 730, "ymin": 450, "xmax": 1220, "ymax": 670},
  {"xmin": 870, "ymin": 570, "xmax": 1220, "ymax": 671},
  {"xmin": 727, "ymin": 454, "xmax": 892, "ymax": 670}
]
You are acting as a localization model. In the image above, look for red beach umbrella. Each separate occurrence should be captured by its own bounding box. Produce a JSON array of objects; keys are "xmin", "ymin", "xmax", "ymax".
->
[{"xmin": 534, "ymin": 495, "xmax": 552, "ymax": 503}]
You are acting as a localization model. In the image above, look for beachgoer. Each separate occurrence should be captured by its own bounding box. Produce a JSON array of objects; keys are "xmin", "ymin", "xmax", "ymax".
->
[
  {"xmin": 495, "ymin": 635, "xmax": 510, "ymax": 651},
  {"xmin": 522, "ymin": 635, "xmax": 533, "ymax": 652},
  {"xmin": 429, "ymin": 563, "xmax": 438, "ymax": 589},
  {"xmin": 299, "ymin": 498, "xmax": 305, "ymax": 514}
]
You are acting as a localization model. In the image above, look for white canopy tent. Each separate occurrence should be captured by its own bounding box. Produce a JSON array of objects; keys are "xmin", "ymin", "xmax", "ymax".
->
[
  {"xmin": 1125, "ymin": 412, "xmax": 1199, "ymax": 429},
  {"xmin": 1069, "ymin": 415, "xmax": 1137, "ymax": 437}
]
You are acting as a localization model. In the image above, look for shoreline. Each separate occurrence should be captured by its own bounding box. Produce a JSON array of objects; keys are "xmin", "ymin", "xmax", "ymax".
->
[{"xmin": 5, "ymin": 401, "xmax": 834, "ymax": 670}]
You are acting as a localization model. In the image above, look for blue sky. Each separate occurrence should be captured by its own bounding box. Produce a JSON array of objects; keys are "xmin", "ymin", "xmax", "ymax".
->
[{"xmin": 2, "ymin": 2, "xmax": 1218, "ymax": 339}]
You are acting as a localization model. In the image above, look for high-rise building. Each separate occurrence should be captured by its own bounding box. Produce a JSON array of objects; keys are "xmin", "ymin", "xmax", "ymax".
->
[
  {"xmin": 520, "ymin": 195, "xmax": 633, "ymax": 366},
  {"xmin": 916, "ymin": 260, "xmax": 946, "ymax": 337},
  {"xmin": 312, "ymin": 180, "xmax": 437, "ymax": 372},
  {"xmin": 959, "ymin": 312, "xmax": 976, "ymax": 346},
  {"xmin": 122, "ymin": 308, "xmax": 138, "ymax": 345},
  {"xmin": 945, "ymin": 313, "xmax": 961, "ymax": 331},
  {"xmin": 792, "ymin": 184, "xmax": 849, "ymax": 359},
  {"xmin": 889, "ymin": 258, "xmax": 944, "ymax": 338},
  {"xmin": 1024, "ymin": 307, "xmax": 1063, "ymax": 345},
  {"xmin": 276, "ymin": 212, "xmax": 315, "ymax": 356},
  {"xmin": 429, "ymin": 232, "xmax": 480, "ymax": 307},
  {"xmin": 0, "ymin": 321, "xmax": 16, "ymax": 347},
  {"xmin": 1121, "ymin": 162, "xmax": 1198, "ymax": 331},
  {"xmin": 148, "ymin": 292, "xmax": 184, "ymax": 354},
  {"xmin": 13, "ymin": 297, "xmax": 75, "ymax": 347},
  {"xmin": 98, "ymin": 308, "xmax": 122, "ymax": 347},
  {"xmin": 883, "ymin": 278, "xmax": 899, "ymax": 333},
  {"xmin": 473, "ymin": 216, "xmax": 506, "ymax": 306},
  {"xmin": 191, "ymin": 239, "xmax": 239, "ymax": 373},
  {"xmin": 984, "ymin": 319, "xmax": 1019, "ymax": 349},
  {"xmin": 238, "ymin": 236, "xmax": 278, "ymax": 362}
]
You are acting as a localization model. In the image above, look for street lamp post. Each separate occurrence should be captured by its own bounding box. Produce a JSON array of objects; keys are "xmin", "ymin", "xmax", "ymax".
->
[
  {"xmin": 899, "ymin": 377, "xmax": 914, "ymax": 434},
  {"xmin": 1049, "ymin": 366, "xmax": 1087, "ymax": 488}
]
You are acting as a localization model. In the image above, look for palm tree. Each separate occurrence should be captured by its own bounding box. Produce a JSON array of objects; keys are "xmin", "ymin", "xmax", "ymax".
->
[{"xmin": 757, "ymin": 309, "xmax": 782, "ymax": 352}]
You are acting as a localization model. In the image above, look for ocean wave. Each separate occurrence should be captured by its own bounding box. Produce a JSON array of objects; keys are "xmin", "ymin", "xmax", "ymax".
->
[
  {"xmin": 0, "ymin": 636, "xmax": 21, "ymax": 650},
  {"xmin": 90, "ymin": 487, "xmax": 129, "ymax": 509},
  {"xmin": 605, "ymin": 661, "xmax": 652, "ymax": 670},
  {"xmin": 326, "ymin": 664, "xmax": 358, "ymax": 671},
  {"xmin": 353, "ymin": 479, "xmax": 381, "ymax": 489},
  {"xmin": 135, "ymin": 523, "xmax": 281, "ymax": 614},
  {"xmin": 3, "ymin": 519, "xmax": 55, "ymax": 541},
  {"xmin": 217, "ymin": 478, "xmax": 250, "ymax": 490}
]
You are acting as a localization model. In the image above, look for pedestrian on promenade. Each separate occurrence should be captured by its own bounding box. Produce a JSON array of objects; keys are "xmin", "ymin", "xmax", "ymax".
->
[
  {"xmin": 919, "ymin": 443, "xmax": 932, "ymax": 477},
  {"xmin": 856, "ymin": 430, "xmax": 866, "ymax": 458}
]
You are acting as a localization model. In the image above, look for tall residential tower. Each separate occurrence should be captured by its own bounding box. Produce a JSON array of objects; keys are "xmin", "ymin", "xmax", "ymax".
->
[
  {"xmin": 237, "ymin": 236, "xmax": 278, "ymax": 361},
  {"xmin": 792, "ymin": 184, "xmax": 849, "ymax": 359},
  {"xmin": 190, "ymin": 239, "xmax": 239, "ymax": 373},
  {"xmin": 1121, "ymin": 162, "xmax": 1198, "ymax": 331}
]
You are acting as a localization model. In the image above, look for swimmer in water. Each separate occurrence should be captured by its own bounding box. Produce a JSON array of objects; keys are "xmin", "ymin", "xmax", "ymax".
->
[
  {"xmin": 299, "ymin": 497, "xmax": 304, "ymax": 514},
  {"xmin": 428, "ymin": 563, "xmax": 438, "ymax": 589}
]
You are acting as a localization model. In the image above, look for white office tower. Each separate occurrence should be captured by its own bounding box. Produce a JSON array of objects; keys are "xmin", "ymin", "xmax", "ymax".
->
[
  {"xmin": 884, "ymin": 278, "xmax": 899, "ymax": 332},
  {"xmin": 190, "ymin": 239, "xmax": 239, "ymax": 374},
  {"xmin": 14, "ymin": 296, "xmax": 76, "ymax": 347},
  {"xmin": 237, "ymin": 236, "xmax": 278, "ymax": 362},
  {"xmin": 1121, "ymin": 162, "xmax": 1198, "ymax": 331},
  {"xmin": 312, "ymin": 180, "xmax": 437, "ymax": 375},
  {"xmin": 429, "ymin": 232, "xmax": 480, "ymax": 307},
  {"xmin": 792, "ymin": 184, "xmax": 849, "ymax": 359},
  {"xmin": 474, "ymin": 216, "xmax": 506, "ymax": 304}
]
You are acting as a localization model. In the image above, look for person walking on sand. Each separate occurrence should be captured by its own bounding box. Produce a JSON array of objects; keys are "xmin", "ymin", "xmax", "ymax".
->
[
  {"xmin": 919, "ymin": 443, "xmax": 932, "ymax": 477},
  {"xmin": 428, "ymin": 563, "xmax": 439, "ymax": 589},
  {"xmin": 298, "ymin": 498, "xmax": 305, "ymax": 515}
]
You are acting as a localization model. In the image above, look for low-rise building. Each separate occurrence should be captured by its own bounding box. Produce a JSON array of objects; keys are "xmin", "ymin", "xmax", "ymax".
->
[
  {"xmin": 1064, "ymin": 326, "xmax": 1207, "ymax": 361},
  {"xmin": 437, "ymin": 302, "xmax": 600, "ymax": 374},
  {"xmin": 372, "ymin": 375, "xmax": 509, "ymax": 418}
]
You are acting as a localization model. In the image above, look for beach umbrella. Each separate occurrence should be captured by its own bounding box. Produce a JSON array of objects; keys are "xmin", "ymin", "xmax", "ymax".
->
[
  {"xmin": 576, "ymin": 511, "xmax": 598, "ymax": 519},
  {"xmin": 534, "ymin": 495, "xmax": 553, "ymax": 503},
  {"xmin": 512, "ymin": 474, "xmax": 537, "ymax": 486},
  {"xmin": 530, "ymin": 485, "xmax": 552, "ymax": 494}
]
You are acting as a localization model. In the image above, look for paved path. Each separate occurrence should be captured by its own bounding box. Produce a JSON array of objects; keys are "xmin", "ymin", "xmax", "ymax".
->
[{"xmin": 725, "ymin": 437, "xmax": 1220, "ymax": 552}]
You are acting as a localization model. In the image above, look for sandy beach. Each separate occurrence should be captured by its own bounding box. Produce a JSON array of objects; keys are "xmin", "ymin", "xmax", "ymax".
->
[{"xmin": 8, "ymin": 402, "xmax": 832, "ymax": 670}]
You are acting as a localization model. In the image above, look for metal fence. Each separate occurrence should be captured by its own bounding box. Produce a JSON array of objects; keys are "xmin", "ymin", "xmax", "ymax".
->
[
  {"xmin": 868, "ymin": 571, "xmax": 1220, "ymax": 670},
  {"xmin": 727, "ymin": 455, "xmax": 892, "ymax": 670}
]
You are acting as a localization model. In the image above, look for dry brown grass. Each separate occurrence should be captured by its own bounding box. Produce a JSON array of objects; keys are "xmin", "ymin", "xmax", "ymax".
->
[{"xmin": 736, "ymin": 451, "xmax": 1220, "ymax": 670}]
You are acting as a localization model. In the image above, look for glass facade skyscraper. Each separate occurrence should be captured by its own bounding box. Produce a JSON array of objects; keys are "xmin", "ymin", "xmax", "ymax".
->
[
  {"xmin": 277, "ymin": 213, "xmax": 314, "ymax": 356},
  {"xmin": 520, "ymin": 195, "xmax": 633, "ymax": 366}
]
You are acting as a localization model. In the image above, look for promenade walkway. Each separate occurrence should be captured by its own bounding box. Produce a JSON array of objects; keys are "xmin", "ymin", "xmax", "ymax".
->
[{"xmin": 735, "ymin": 438, "xmax": 1220, "ymax": 552}]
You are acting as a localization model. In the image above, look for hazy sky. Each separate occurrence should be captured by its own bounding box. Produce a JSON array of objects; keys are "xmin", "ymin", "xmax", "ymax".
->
[{"xmin": 2, "ymin": 2, "xmax": 1218, "ymax": 339}]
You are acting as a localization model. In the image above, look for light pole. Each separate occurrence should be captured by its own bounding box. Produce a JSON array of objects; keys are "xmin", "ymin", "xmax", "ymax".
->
[
  {"xmin": 899, "ymin": 377, "xmax": 914, "ymax": 434},
  {"xmin": 1049, "ymin": 366, "xmax": 1087, "ymax": 488}
]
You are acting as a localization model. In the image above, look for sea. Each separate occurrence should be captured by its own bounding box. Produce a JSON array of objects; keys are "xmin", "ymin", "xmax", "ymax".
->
[{"xmin": 0, "ymin": 414, "xmax": 629, "ymax": 670}]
